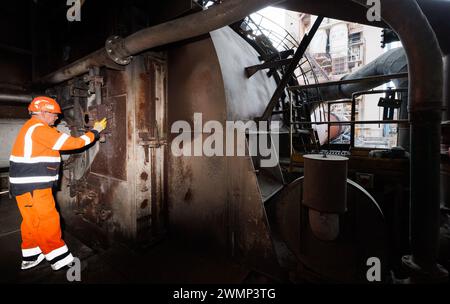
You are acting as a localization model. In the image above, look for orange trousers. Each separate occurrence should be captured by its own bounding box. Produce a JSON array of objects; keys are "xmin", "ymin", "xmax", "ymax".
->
[{"xmin": 16, "ymin": 188, "xmax": 66, "ymax": 255}]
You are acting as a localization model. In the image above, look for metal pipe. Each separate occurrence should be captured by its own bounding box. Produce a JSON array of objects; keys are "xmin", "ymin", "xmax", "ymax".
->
[
  {"xmin": 351, "ymin": 0, "xmax": 446, "ymax": 279},
  {"xmin": 290, "ymin": 72, "xmax": 408, "ymax": 91},
  {"xmin": 37, "ymin": 0, "xmax": 283, "ymax": 85},
  {"xmin": 294, "ymin": 119, "xmax": 408, "ymax": 125},
  {"xmin": 0, "ymin": 92, "xmax": 33, "ymax": 103},
  {"xmin": 301, "ymin": 47, "xmax": 407, "ymax": 101},
  {"xmin": 38, "ymin": 49, "xmax": 115, "ymax": 85},
  {"xmin": 340, "ymin": 48, "xmax": 407, "ymax": 97},
  {"xmin": 352, "ymin": 89, "xmax": 409, "ymax": 96}
]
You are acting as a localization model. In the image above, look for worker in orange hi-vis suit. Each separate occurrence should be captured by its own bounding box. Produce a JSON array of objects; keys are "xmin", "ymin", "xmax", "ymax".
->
[{"xmin": 9, "ymin": 96, "xmax": 107, "ymax": 271}]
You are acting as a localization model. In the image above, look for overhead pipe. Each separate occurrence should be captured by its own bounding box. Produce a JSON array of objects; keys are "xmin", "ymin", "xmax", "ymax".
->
[
  {"xmin": 293, "ymin": 72, "xmax": 408, "ymax": 91},
  {"xmin": 350, "ymin": 0, "xmax": 446, "ymax": 280},
  {"xmin": 0, "ymin": 92, "xmax": 33, "ymax": 104},
  {"xmin": 37, "ymin": 0, "xmax": 284, "ymax": 85},
  {"xmin": 289, "ymin": 48, "xmax": 407, "ymax": 102},
  {"xmin": 315, "ymin": 47, "xmax": 407, "ymax": 101}
]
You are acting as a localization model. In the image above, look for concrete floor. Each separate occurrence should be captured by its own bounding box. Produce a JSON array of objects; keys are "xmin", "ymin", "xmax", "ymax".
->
[{"xmin": 0, "ymin": 193, "xmax": 253, "ymax": 284}]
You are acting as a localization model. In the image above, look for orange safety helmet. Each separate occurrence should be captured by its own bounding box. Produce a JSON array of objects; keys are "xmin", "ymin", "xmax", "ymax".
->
[{"xmin": 28, "ymin": 96, "xmax": 62, "ymax": 114}]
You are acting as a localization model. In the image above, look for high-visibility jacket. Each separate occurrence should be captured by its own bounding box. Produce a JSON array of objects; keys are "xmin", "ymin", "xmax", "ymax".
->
[{"xmin": 9, "ymin": 116, "xmax": 98, "ymax": 196}]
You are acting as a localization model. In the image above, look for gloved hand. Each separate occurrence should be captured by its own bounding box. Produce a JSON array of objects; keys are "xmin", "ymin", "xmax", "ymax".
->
[{"xmin": 93, "ymin": 118, "xmax": 107, "ymax": 133}]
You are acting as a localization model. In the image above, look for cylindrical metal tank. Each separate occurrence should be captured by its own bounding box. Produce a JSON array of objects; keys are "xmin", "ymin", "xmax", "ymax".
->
[
  {"xmin": 302, "ymin": 154, "xmax": 348, "ymax": 213},
  {"xmin": 274, "ymin": 177, "xmax": 387, "ymax": 282},
  {"xmin": 313, "ymin": 111, "xmax": 347, "ymax": 145}
]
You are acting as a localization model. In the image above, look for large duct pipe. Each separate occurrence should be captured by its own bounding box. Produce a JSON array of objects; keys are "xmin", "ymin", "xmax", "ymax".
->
[
  {"xmin": 351, "ymin": 0, "xmax": 446, "ymax": 279},
  {"xmin": 37, "ymin": 0, "xmax": 283, "ymax": 85},
  {"xmin": 335, "ymin": 47, "xmax": 409, "ymax": 150},
  {"xmin": 338, "ymin": 48, "xmax": 406, "ymax": 98},
  {"xmin": 316, "ymin": 47, "xmax": 407, "ymax": 101},
  {"xmin": 311, "ymin": 47, "xmax": 409, "ymax": 149}
]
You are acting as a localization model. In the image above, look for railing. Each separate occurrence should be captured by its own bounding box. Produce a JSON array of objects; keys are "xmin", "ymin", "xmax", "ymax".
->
[
  {"xmin": 290, "ymin": 87, "xmax": 409, "ymax": 151},
  {"xmin": 232, "ymin": 13, "xmax": 329, "ymax": 155}
]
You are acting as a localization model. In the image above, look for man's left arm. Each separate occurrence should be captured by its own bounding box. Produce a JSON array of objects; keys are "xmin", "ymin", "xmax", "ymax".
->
[{"xmin": 32, "ymin": 125, "xmax": 99, "ymax": 151}]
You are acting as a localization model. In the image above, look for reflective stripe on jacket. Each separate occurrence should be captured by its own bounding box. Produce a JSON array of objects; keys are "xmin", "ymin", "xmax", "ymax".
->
[{"xmin": 9, "ymin": 116, "xmax": 97, "ymax": 196}]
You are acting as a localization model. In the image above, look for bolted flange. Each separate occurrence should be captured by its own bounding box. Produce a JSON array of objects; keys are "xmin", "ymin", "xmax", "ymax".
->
[{"xmin": 105, "ymin": 35, "xmax": 133, "ymax": 65}]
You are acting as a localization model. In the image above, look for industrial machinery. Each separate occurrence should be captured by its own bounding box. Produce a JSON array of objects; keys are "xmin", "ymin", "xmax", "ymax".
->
[{"xmin": 0, "ymin": 0, "xmax": 449, "ymax": 283}]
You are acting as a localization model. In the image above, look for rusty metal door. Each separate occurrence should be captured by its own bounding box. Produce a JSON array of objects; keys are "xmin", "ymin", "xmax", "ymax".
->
[{"xmin": 134, "ymin": 54, "xmax": 168, "ymax": 244}]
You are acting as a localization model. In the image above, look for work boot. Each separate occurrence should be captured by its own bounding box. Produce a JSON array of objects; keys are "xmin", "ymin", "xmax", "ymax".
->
[
  {"xmin": 21, "ymin": 253, "xmax": 45, "ymax": 270},
  {"xmin": 50, "ymin": 253, "xmax": 74, "ymax": 271}
]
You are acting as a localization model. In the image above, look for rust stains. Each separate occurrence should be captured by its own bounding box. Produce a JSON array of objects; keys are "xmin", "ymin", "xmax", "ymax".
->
[
  {"xmin": 184, "ymin": 188, "xmax": 192, "ymax": 203},
  {"xmin": 140, "ymin": 172, "xmax": 148, "ymax": 181},
  {"xmin": 137, "ymin": 72, "xmax": 152, "ymax": 131},
  {"xmin": 127, "ymin": 114, "xmax": 132, "ymax": 142},
  {"xmin": 90, "ymin": 95, "xmax": 127, "ymax": 181},
  {"xmin": 105, "ymin": 69, "xmax": 126, "ymax": 97},
  {"xmin": 141, "ymin": 199, "xmax": 149, "ymax": 209}
]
